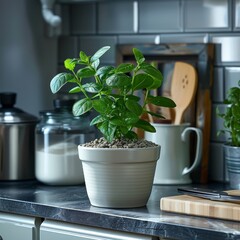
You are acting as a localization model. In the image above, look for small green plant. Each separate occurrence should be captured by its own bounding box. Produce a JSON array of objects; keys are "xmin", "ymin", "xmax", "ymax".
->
[
  {"xmin": 50, "ymin": 46, "xmax": 176, "ymax": 142},
  {"xmin": 217, "ymin": 80, "xmax": 240, "ymax": 147}
]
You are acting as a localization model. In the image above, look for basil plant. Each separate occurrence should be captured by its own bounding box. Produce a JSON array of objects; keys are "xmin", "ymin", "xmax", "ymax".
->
[
  {"xmin": 217, "ymin": 80, "xmax": 240, "ymax": 146},
  {"xmin": 50, "ymin": 46, "xmax": 176, "ymax": 142}
]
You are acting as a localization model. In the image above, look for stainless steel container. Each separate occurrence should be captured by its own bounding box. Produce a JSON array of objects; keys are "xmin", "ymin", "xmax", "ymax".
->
[{"xmin": 0, "ymin": 93, "xmax": 39, "ymax": 180}]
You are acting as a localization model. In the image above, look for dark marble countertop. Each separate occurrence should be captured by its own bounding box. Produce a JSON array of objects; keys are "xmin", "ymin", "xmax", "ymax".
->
[{"xmin": 0, "ymin": 181, "xmax": 239, "ymax": 240}]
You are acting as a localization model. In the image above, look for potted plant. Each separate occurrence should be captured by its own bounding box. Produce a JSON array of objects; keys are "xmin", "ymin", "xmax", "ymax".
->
[
  {"xmin": 217, "ymin": 80, "xmax": 240, "ymax": 189},
  {"xmin": 50, "ymin": 46, "xmax": 176, "ymax": 208}
]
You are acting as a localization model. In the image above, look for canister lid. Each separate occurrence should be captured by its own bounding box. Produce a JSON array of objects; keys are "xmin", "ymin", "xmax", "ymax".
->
[
  {"xmin": 39, "ymin": 99, "xmax": 80, "ymax": 119},
  {"xmin": 0, "ymin": 92, "xmax": 39, "ymax": 123},
  {"xmin": 53, "ymin": 98, "xmax": 76, "ymax": 110}
]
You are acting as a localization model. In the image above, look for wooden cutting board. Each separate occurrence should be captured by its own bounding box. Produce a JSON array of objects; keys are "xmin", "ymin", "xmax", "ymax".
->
[{"xmin": 160, "ymin": 190, "xmax": 240, "ymax": 222}]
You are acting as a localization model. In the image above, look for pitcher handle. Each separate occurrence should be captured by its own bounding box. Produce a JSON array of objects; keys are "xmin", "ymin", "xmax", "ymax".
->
[{"xmin": 181, "ymin": 127, "xmax": 202, "ymax": 175}]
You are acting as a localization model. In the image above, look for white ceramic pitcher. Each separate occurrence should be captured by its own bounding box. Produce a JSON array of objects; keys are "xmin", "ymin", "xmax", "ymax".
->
[{"xmin": 145, "ymin": 123, "xmax": 202, "ymax": 184}]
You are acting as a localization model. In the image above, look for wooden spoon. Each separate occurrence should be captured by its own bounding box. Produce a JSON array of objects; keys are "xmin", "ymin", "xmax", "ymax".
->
[{"xmin": 170, "ymin": 62, "xmax": 197, "ymax": 124}]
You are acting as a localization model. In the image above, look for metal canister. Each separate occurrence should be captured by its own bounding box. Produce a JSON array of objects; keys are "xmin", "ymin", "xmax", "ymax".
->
[{"xmin": 0, "ymin": 92, "xmax": 39, "ymax": 180}]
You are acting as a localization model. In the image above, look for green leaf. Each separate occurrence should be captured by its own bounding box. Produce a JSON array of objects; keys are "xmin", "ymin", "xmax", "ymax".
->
[
  {"xmin": 64, "ymin": 59, "xmax": 76, "ymax": 71},
  {"xmin": 124, "ymin": 111, "xmax": 139, "ymax": 124},
  {"xmin": 147, "ymin": 78, "xmax": 162, "ymax": 90},
  {"xmin": 92, "ymin": 98, "xmax": 112, "ymax": 114},
  {"xmin": 119, "ymin": 126, "xmax": 130, "ymax": 135},
  {"xmin": 232, "ymin": 119, "xmax": 240, "ymax": 130},
  {"xmin": 110, "ymin": 118, "xmax": 126, "ymax": 126},
  {"xmin": 125, "ymin": 99, "xmax": 142, "ymax": 116},
  {"xmin": 90, "ymin": 46, "xmax": 110, "ymax": 63},
  {"xmin": 50, "ymin": 73, "xmax": 75, "ymax": 93},
  {"xmin": 146, "ymin": 110, "xmax": 164, "ymax": 119},
  {"xmin": 98, "ymin": 121, "xmax": 116, "ymax": 142},
  {"xmin": 106, "ymin": 74, "xmax": 131, "ymax": 88},
  {"xmin": 96, "ymin": 66, "xmax": 114, "ymax": 76},
  {"xmin": 124, "ymin": 130, "xmax": 138, "ymax": 140},
  {"xmin": 141, "ymin": 63, "xmax": 162, "ymax": 79},
  {"xmin": 126, "ymin": 95, "xmax": 140, "ymax": 101},
  {"xmin": 91, "ymin": 59, "xmax": 100, "ymax": 70},
  {"xmin": 217, "ymin": 129, "xmax": 226, "ymax": 137},
  {"xmin": 83, "ymin": 83, "xmax": 102, "ymax": 93},
  {"xmin": 132, "ymin": 74, "xmax": 153, "ymax": 90},
  {"xmin": 134, "ymin": 119, "xmax": 156, "ymax": 132},
  {"xmin": 147, "ymin": 95, "xmax": 176, "ymax": 108},
  {"xmin": 77, "ymin": 67, "xmax": 95, "ymax": 78},
  {"xmin": 72, "ymin": 98, "xmax": 92, "ymax": 116},
  {"xmin": 80, "ymin": 51, "xmax": 89, "ymax": 63},
  {"xmin": 227, "ymin": 87, "xmax": 240, "ymax": 103},
  {"xmin": 232, "ymin": 104, "xmax": 240, "ymax": 118},
  {"xmin": 90, "ymin": 115, "xmax": 105, "ymax": 126},
  {"xmin": 69, "ymin": 86, "xmax": 81, "ymax": 93},
  {"xmin": 133, "ymin": 48, "xmax": 145, "ymax": 64},
  {"xmin": 116, "ymin": 63, "xmax": 135, "ymax": 74},
  {"xmin": 140, "ymin": 63, "xmax": 163, "ymax": 89}
]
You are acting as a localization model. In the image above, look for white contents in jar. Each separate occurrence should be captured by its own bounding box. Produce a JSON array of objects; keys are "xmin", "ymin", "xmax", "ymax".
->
[{"xmin": 35, "ymin": 142, "xmax": 84, "ymax": 185}]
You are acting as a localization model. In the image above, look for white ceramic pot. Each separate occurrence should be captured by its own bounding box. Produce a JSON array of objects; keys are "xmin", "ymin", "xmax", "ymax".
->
[{"xmin": 78, "ymin": 145, "xmax": 160, "ymax": 208}]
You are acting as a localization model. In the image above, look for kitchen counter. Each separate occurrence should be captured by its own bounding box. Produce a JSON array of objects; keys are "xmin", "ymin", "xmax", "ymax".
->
[{"xmin": 0, "ymin": 181, "xmax": 239, "ymax": 240}]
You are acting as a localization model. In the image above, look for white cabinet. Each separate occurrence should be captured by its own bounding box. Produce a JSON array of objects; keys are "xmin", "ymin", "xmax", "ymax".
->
[
  {"xmin": 0, "ymin": 212, "xmax": 158, "ymax": 240},
  {"xmin": 40, "ymin": 220, "xmax": 157, "ymax": 240},
  {"xmin": 0, "ymin": 212, "xmax": 41, "ymax": 240}
]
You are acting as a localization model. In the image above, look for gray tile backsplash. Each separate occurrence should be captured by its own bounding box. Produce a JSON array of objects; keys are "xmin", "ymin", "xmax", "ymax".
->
[
  {"xmin": 98, "ymin": 2, "xmax": 134, "ymax": 34},
  {"xmin": 211, "ymin": 104, "xmax": 228, "ymax": 143},
  {"xmin": 59, "ymin": 4, "xmax": 70, "ymax": 36},
  {"xmin": 235, "ymin": 0, "xmax": 240, "ymax": 30},
  {"xmin": 138, "ymin": 1, "xmax": 182, "ymax": 33},
  {"xmin": 184, "ymin": 0, "xmax": 230, "ymax": 31},
  {"xmin": 212, "ymin": 36, "xmax": 240, "ymax": 63},
  {"xmin": 57, "ymin": 0, "xmax": 240, "ymax": 183},
  {"xmin": 209, "ymin": 143, "xmax": 226, "ymax": 182},
  {"xmin": 225, "ymin": 67, "xmax": 240, "ymax": 97},
  {"xmin": 71, "ymin": 3, "xmax": 96, "ymax": 34},
  {"xmin": 212, "ymin": 68, "xmax": 224, "ymax": 103},
  {"xmin": 58, "ymin": 37, "xmax": 78, "ymax": 63}
]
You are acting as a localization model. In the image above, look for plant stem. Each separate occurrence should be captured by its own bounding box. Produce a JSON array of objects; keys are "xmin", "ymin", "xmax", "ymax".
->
[
  {"xmin": 143, "ymin": 89, "xmax": 149, "ymax": 107},
  {"xmin": 72, "ymin": 70, "xmax": 89, "ymax": 99}
]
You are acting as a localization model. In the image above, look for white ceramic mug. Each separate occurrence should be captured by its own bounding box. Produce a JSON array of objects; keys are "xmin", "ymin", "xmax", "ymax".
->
[{"xmin": 145, "ymin": 123, "xmax": 202, "ymax": 184}]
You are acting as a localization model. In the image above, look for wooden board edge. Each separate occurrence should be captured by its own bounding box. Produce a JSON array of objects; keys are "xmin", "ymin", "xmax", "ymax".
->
[{"xmin": 160, "ymin": 196, "xmax": 240, "ymax": 222}]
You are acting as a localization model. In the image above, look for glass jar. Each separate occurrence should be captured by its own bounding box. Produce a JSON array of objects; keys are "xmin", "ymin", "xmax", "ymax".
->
[{"xmin": 35, "ymin": 99, "xmax": 96, "ymax": 185}]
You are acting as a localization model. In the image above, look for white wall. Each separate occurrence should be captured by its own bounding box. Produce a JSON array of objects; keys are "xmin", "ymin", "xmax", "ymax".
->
[{"xmin": 0, "ymin": 0, "xmax": 58, "ymax": 116}]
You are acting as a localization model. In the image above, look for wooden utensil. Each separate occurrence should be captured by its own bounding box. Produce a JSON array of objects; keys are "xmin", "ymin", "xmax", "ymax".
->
[{"xmin": 170, "ymin": 62, "xmax": 197, "ymax": 124}]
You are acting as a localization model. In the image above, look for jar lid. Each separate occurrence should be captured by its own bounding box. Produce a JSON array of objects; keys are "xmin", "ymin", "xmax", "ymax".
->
[
  {"xmin": 39, "ymin": 98, "xmax": 73, "ymax": 117},
  {"xmin": 0, "ymin": 92, "xmax": 39, "ymax": 123},
  {"xmin": 53, "ymin": 98, "xmax": 76, "ymax": 110}
]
